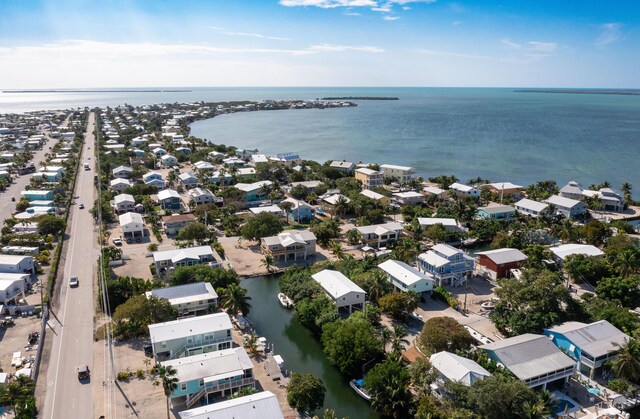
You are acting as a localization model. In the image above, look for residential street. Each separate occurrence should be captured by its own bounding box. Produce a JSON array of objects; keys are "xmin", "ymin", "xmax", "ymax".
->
[{"xmin": 41, "ymin": 112, "xmax": 99, "ymax": 419}]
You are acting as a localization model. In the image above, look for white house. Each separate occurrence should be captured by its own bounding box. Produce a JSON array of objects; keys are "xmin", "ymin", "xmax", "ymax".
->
[
  {"xmin": 178, "ymin": 391, "xmax": 284, "ymax": 419},
  {"xmin": 329, "ymin": 161, "xmax": 356, "ymax": 174},
  {"xmin": 380, "ymin": 164, "xmax": 414, "ymax": 183},
  {"xmin": 423, "ymin": 186, "xmax": 448, "ymax": 200},
  {"xmin": 0, "ymin": 255, "xmax": 34, "ymax": 275},
  {"xmin": 545, "ymin": 195, "xmax": 588, "ymax": 218},
  {"xmin": 112, "ymin": 193, "xmax": 136, "ymax": 214},
  {"xmin": 515, "ymin": 198, "xmax": 549, "ymax": 218},
  {"xmin": 188, "ymin": 188, "xmax": 221, "ymax": 206},
  {"xmin": 430, "ymin": 351, "xmax": 491, "ymax": 387},
  {"xmin": 0, "ymin": 273, "xmax": 29, "ymax": 305},
  {"xmin": 312, "ymin": 270, "xmax": 366, "ymax": 314},
  {"xmin": 356, "ymin": 222, "xmax": 403, "ymax": 249},
  {"xmin": 392, "ymin": 191, "xmax": 425, "ymax": 206},
  {"xmin": 193, "ymin": 161, "xmax": 215, "ymax": 172},
  {"xmin": 249, "ymin": 154, "xmax": 269, "ymax": 167},
  {"xmin": 160, "ymin": 154, "xmax": 178, "ymax": 167},
  {"xmin": 261, "ymin": 230, "xmax": 317, "ymax": 262},
  {"xmin": 378, "ymin": 259, "xmax": 435, "ymax": 294},
  {"xmin": 549, "ymin": 244, "xmax": 604, "ymax": 264},
  {"xmin": 249, "ymin": 205, "xmax": 284, "ymax": 217},
  {"xmin": 110, "ymin": 178, "xmax": 132, "ymax": 192},
  {"xmin": 112, "ymin": 165, "xmax": 133, "ymax": 179},
  {"xmin": 417, "ymin": 217, "xmax": 463, "ymax": 232},
  {"xmin": 119, "ymin": 212, "xmax": 145, "ymax": 240},
  {"xmin": 449, "ymin": 182, "xmax": 480, "ymax": 199},
  {"xmin": 153, "ymin": 246, "xmax": 220, "ymax": 273},
  {"xmin": 146, "ymin": 282, "xmax": 218, "ymax": 316}
]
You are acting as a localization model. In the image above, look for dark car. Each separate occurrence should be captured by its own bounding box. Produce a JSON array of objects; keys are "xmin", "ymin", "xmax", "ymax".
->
[{"xmin": 143, "ymin": 344, "xmax": 153, "ymax": 357}]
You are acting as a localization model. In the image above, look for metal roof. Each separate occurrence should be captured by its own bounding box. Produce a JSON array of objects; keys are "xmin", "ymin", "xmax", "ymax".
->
[
  {"xmin": 148, "ymin": 282, "xmax": 218, "ymax": 305},
  {"xmin": 162, "ymin": 347, "xmax": 252, "ymax": 384},
  {"xmin": 515, "ymin": 198, "xmax": 549, "ymax": 213},
  {"xmin": 356, "ymin": 222, "xmax": 403, "ymax": 236},
  {"xmin": 312, "ymin": 269, "xmax": 365, "ymax": 299},
  {"xmin": 378, "ymin": 259, "xmax": 431, "ymax": 287},
  {"xmin": 476, "ymin": 248, "xmax": 527, "ymax": 265},
  {"xmin": 148, "ymin": 312, "xmax": 232, "ymax": 343},
  {"xmin": 546, "ymin": 321, "xmax": 629, "ymax": 359},
  {"xmin": 178, "ymin": 391, "xmax": 283, "ymax": 419},
  {"xmin": 430, "ymin": 351, "xmax": 491, "ymax": 386},
  {"xmin": 549, "ymin": 244, "xmax": 604, "ymax": 260},
  {"xmin": 544, "ymin": 195, "xmax": 584, "ymax": 209}
]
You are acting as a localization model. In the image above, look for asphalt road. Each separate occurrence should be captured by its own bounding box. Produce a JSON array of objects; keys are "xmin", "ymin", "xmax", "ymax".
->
[{"xmin": 41, "ymin": 112, "xmax": 99, "ymax": 419}]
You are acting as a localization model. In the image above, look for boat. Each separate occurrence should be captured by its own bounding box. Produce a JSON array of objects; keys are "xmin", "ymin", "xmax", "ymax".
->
[
  {"xmin": 349, "ymin": 379, "xmax": 372, "ymax": 402},
  {"xmin": 480, "ymin": 301, "xmax": 495, "ymax": 311},
  {"xmin": 277, "ymin": 293, "xmax": 294, "ymax": 308}
]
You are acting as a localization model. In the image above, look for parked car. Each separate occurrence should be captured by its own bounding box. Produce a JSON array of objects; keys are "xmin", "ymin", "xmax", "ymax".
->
[
  {"xmin": 143, "ymin": 344, "xmax": 153, "ymax": 357},
  {"xmin": 76, "ymin": 364, "xmax": 90, "ymax": 380},
  {"xmin": 11, "ymin": 197, "xmax": 15, "ymax": 201},
  {"xmin": 69, "ymin": 276, "xmax": 79, "ymax": 287},
  {"xmin": 79, "ymin": 203, "xmax": 84, "ymax": 209},
  {"xmin": 113, "ymin": 238, "xmax": 123, "ymax": 246}
]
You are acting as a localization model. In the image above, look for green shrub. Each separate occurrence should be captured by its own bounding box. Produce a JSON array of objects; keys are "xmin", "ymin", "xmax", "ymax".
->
[{"xmin": 431, "ymin": 286, "xmax": 458, "ymax": 308}]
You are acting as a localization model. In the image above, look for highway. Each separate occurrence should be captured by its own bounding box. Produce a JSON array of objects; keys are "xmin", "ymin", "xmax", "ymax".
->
[{"xmin": 41, "ymin": 112, "xmax": 99, "ymax": 419}]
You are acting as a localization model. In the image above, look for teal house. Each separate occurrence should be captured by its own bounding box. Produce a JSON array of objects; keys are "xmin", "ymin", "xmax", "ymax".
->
[
  {"xmin": 21, "ymin": 190, "xmax": 54, "ymax": 201},
  {"xmin": 476, "ymin": 204, "xmax": 516, "ymax": 221}
]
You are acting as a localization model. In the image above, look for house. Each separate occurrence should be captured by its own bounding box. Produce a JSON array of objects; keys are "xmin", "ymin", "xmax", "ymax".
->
[
  {"xmin": 360, "ymin": 189, "xmax": 391, "ymax": 206},
  {"xmin": 223, "ymin": 157, "xmax": 245, "ymax": 167},
  {"xmin": 545, "ymin": 321, "xmax": 629, "ymax": 378},
  {"xmin": 0, "ymin": 273, "xmax": 29, "ymax": 305},
  {"xmin": 549, "ymin": 244, "xmax": 604, "ymax": 265},
  {"xmin": 559, "ymin": 181, "xmax": 584, "ymax": 200},
  {"xmin": 544, "ymin": 195, "xmax": 588, "ymax": 218},
  {"xmin": 152, "ymin": 147, "xmax": 167, "ymax": 157},
  {"xmin": 193, "ymin": 161, "xmax": 215, "ymax": 172},
  {"xmin": 0, "ymin": 255, "xmax": 34, "ymax": 275},
  {"xmin": 356, "ymin": 222, "xmax": 403, "ymax": 249},
  {"xmin": 162, "ymin": 347, "xmax": 255, "ymax": 411},
  {"xmin": 112, "ymin": 165, "xmax": 133, "ymax": 179},
  {"xmin": 208, "ymin": 171, "xmax": 233, "ymax": 185},
  {"xmin": 188, "ymin": 188, "xmax": 222, "ymax": 206},
  {"xmin": 281, "ymin": 197, "xmax": 314, "ymax": 222},
  {"xmin": 355, "ymin": 167, "xmax": 384, "ymax": 189},
  {"xmin": 119, "ymin": 212, "xmax": 145, "ymax": 240},
  {"xmin": 449, "ymin": 182, "xmax": 480, "ymax": 199},
  {"xmin": 179, "ymin": 172, "xmax": 199, "ymax": 188},
  {"xmin": 143, "ymin": 171, "xmax": 165, "ymax": 188},
  {"xmin": 32, "ymin": 172, "xmax": 61, "ymax": 183},
  {"xmin": 312, "ymin": 270, "xmax": 366, "ymax": 314},
  {"xmin": 236, "ymin": 148, "xmax": 259, "ymax": 159},
  {"xmin": 261, "ymin": 230, "xmax": 316, "ymax": 262},
  {"xmin": 483, "ymin": 182, "xmax": 523, "ymax": 199},
  {"xmin": 148, "ymin": 312, "xmax": 233, "ymax": 360},
  {"xmin": 380, "ymin": 164, "xmax": 414, "ymax": 183},
  {"xmin": 110, "ymin": 178, "xmax": 132, "ymax": 192},
  {"xmin": 160, "ymin": 154, "xmax": 178, "ymax": 167},
  {"xmin": 158, "ymin": 189, "xmax": 182, "ymax": 211},
  {"xmin": 178, "ymin": 391, "xmax": 284, "ymax": 419},
  {"xmin": 417, "ymin": 217, "xmax": 463, "ymax": 232},
  {"xmin": 321, "ymin": 193, "xmax": 351, "ymax": 217},
  {"xmin": 249, "ymin": 205, "xmax": 284, "ymax": 218},
  {"xmin": 208, "ymin": 151, "xmax": 225, "ymax": 163},
  {"xmin": 146, "ymin": 282, "xmax": 218, "ymax": 316},
  {"xmin": 475, "ymin": 248, "xmax": 528, "ymax": 280},
  {"xmin": 417, "ymin": 244, "xmax": 474, "ymax": 287},
  {"xmin": 583, "ymin": 188, "xmax": 625, "ymax": 212},
  {"xmin": 392, "ymin": 191, "xmax": 425, "ymax": 206},
  {"xmin": 476, "ymin": 204, "xmax": 516, "ymax": 221},
  {"xmin": 175, "ymin": 147, "xmax": 191, "ymax": 155},
  {"xmin": 236, "ymin": 167, "xmax": 257, "ymax": 179},
  {"xmin": 273, "ymin": 152, "xmax": 301, "ymax": 166},
  {"xmin": 20, "ymin": 190, "xmax": 54, "ymax": 201},
  {"xmin": 289, "ymin": 180, "xmax": 324, "ymax": 193},
  {"xmin": 234, "ymin": 181, "xmax": 273, "ymax": 203},
  {"xmin": 153, "ymin": 245, "xmax": 220, "ymax": 273},
  {"xmin": 423, "ymin": 186, "xmax": 448, "ymax": 200},
  {"xmin": 249, "ymin": 154, "xmax": 269, "ymax": 167},
  {"xmin": 515, "ymin": 198, "xmax": 549, "ymax": 218},
  {"xmin": 112, "ymin": 193, "xmax": 136, "ymax": 214},
  {"xmin": 329, "ymin": 160, "xmax": 356, "ymax": 174},
  {"xmin": 479, "ymin": 334, "xmax": 575, "ymax": 389},
  {"xmin": 430, "ymin": 351, "xmax": 491, "ymax": 387},
  {"xmin": 378, "ymin": 259, "xmax": 435, "ymax": 294},
  {"xmin": 163, "ymin": 214, "xmax": 197, "ymax": 236}
]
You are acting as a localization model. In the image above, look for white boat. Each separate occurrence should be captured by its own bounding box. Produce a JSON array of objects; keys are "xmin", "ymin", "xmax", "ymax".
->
[
  {"xmin": 349, "ymin": 379, "xmax": 372, "ymax": 402},
  {"xmin": 480, "ymin": 301, "xmax": 495, "ymax": 311},
  {"xmin": 277, "ymin": 293, "xmax": 293, "ymax": 308}
]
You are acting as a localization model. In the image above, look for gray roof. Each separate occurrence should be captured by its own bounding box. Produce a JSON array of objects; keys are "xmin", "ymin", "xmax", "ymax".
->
[
  {"xmin": 544, "ymin": 195, "xmax": 585, "ymax": 210},
  {"xmin": 479, "ymin": 334, "xmax": 575, "ymax": 381},
  {"xmin": 430, "ymin": 351, "xmax": 491, "ymax": 386},
  {"xmin": 179, "ymin": 391, "xmax": 283, "ymax": 419},
  {"xmin": 546, "ymin": 321, "xmax": 629, "ymax": 359},
  {"xmin": 148, "ymin": 283, "xmax": 218, "ymax": 305},
  {"xmin": 559, "ymin": 181, "xmax": 583, "ymax": 195},
  {"xmin": 162, "ymin": 347, "xmax": 252, "ymax": 384},
  {"xmin": 515, "ymin": 198, "xmax": 549, "ymax": 213},
  {"xmin": 148, "ymin": 312, "xmax": 231, "ymax": 343},
  {"xmin": 476, "ymin": 248, "xmax": 527, "ymax": 265},
  {"xmin": 478, "ymin": 205, "xmax": 515, "ymax": 215}
]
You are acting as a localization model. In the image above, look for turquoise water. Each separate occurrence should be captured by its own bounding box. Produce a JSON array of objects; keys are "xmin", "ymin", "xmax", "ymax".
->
[{"xmin": 552, "ymin": 399, "xmax": 577, "ymax": 414}]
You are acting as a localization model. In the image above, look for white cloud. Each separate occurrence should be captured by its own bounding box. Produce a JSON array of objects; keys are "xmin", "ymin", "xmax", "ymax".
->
[
  {"xmin": 596, "ymin": 23, "xmax": 622, "ymax": 47},
  {"xmin": 208, "ymin": 26, "xmax": 290, "ymax": 41},
  {"xmin": 452, "ymin": 21, "xmax": 462, "ymax": 26},
  {"xmin": 500, "ymin": 38, "xmax": 521, "ymax": 49},
  {"xmin": 528, "ymin": 41, "xmax": 557, "ymax": 52},
  {"xmin": 279, "ymin": 0, "xmax": 435, "ymax": 9},
  {"xmin": 372, "ymin": 6, "xmax": 392, "ymax": 12},
  {"xmin": 383, "ymin": 15, "xmax": 400, "ymax": 20},
  {"xmin": 308, "ymin": 43, "xmax": 385, "ymax": 53},
  {"xmin": 416, "ymin": 49, "xmax": 490, "ymax": 60}
]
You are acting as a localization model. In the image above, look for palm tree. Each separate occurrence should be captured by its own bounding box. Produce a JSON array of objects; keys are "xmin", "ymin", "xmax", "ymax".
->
[
  {"xmin": 334, "ymin": 196, "xmax": 350, "ymax": 219},
  {"xmin": 261, "ymin": 254, "xmax": 275, "ymax": 273},
  {"xmin": 329, "ymin": 241, "xmax": 346, "ymax": 260},
  {"xmin": 621, "ymin": 182, "xmax": 633, "ymax": 207},
  {"xmin": 556, "ymin": 218, "xmax": 577, "ymax": 243},
  {"xmin": 391, "ymin": 238, "xmax": 420, "ymax": 264},
  {"xmin": 220, "ymin": 283, "xmax": 252, "ymax": 316},
  {"xmin": 279, "ymin": 200, "xmax": 294, "ymax": 225},
  {"xmin": 378, "ymin": 328, "xmax": 393, "ymax": 352},
  {"xmin": 366, "ymin": 270, "xmax": 389, "ymax": 303},
  {"xmin": 612, "ymin": 338, "xmax": 640, "ymax": 383},
  {"xmin": 391, "ymin": 325, "xmax": 410, "ymax": 355},
  {"xmin": 152, "ymin": 364, "xmax": 179, "ymax": 419},
  {"xmin": 147, "ymin": 242, "xmax": 158, "ymax": 252},
  {"xmin": 613, "ymin": 249, "xmax": 640, "ymax": 278}
]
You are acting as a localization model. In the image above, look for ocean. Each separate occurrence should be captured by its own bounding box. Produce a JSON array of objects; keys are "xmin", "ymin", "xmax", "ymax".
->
[{"xmin": 2, "ymin": 87, "xmax": 639, "ymax": 192}]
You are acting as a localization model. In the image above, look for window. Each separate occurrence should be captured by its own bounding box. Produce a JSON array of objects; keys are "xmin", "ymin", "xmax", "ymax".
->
[
  {"xmin": 161, "ymin": 341, "xmax": 167, "ymax": 348},
  {"xmin": 180, "ymin": 383, "xmax": 187, "ymax": 391}
]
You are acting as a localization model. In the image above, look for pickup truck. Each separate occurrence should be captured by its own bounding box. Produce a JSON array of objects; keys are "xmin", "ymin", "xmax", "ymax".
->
[{"xmin": 77, "ymin": 364, "xmax": 90, "ymax": 380}]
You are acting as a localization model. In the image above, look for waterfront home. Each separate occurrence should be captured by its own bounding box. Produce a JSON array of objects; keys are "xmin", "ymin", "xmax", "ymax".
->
[
  {"xmin": 162, "ymin": 347, "xmax": 255, "ymax": 411},
  {"xmin": 380, "ymin": 164, "xmax": 414, "ymax": 183},
  {"xmin": 179, "ymin": 172, "xmax": 199, "ymax": 188},
  {"xmin": 479, "ymin": 334, "xmax": 575, "ymax": 390},
  {"xmin": 515, "ymin": 198, "xmax": 549, "ymax": 218},
  {"xmin": 476, "ymin": 204, "xmax": 516, "ymax": 221},
  {"xmin": 449, "ymin": 182, "xmax": 480, "ymax": 199},
  {"xmin": 329, "ymin": 160, "xmax": 356, "ymax": 174},
  {"xmin": 109, "ymin": 178, "xmax": 132, "ymax": 193},
  {"xmin": 249, "ymin": 205, "xmax": 284, "ymax": 218},
  {"xmin": 112, "ymin": 193, "xmax": 136, "ymax": 214},
  {"xmin": 0, "ymin": 273, "xmax": 29, "ymax": 305},
  {"xmin": 160, "ymin": 154, "xmax": 178, "ymax": 167},
  {"xmin": 188, "ymin": 187, "xmax": 222, "ymax": 206},
  {"xmin": 152, "ymin": 147, "xmax": 167, "ymax": 157},
  {"xmin": 158, "ymin": 189, "xmax": 182, "ymax": 211},
  {"xmin": 0, "ymin": 255, "xmax": 35, "ymax": 275},
  {"xmin": 355, "ymin": 167, "xmax": 384, "ymax": 190},
  {"xmin": 312, "ymin": 270, "xmax": 366, "ymax": 314},
  {"xmin": 430, "ymin": 351, "xmax": 491, "ymax": 387},
  {"xmin": 207, "ymin": 170, "xmax": 233, "ymax": 185},
  {"xmin": 289, "ymin": 180, "xmax": 324, "ymax": 192},
  {"xmin": 193, "ymin": 161, "xmax": 215, "ymax": 172},
  {"xmin": 119, "ymin": 212, "xmax": 145, "ymax": 240},
  {"xmin": 544, "ymin": 195, "xmax": 588, "ymax": 218},
  {"xmin": 281, "ymin": 197, "xmax": 314, "ymax": 222},
  {"xmin": 178, "ymin": 391, "xmax": 284, "ymax": 419},
  {"xmin": 378, "ymin": 259, "xmax": 435, "ymax": 294},
  {"xmin": 149, "ymin": 312, "xmax": 233, "ymax": 360},
  {"xmin": 482, "ymin": 182, "xmax": 523, "ymax": 199},
  {"xmin": 112, "ymin": 165, "xmax": 133, "ymax": 179},
  {"xmin": 207, "ymin": 151, "xmax": 225, "ymax": 163},
  {"xmin": 20, "ymin": 190, "xmax": 54, "ymax": 201},
  {"xmin": 273, "ymin": 152, "xmax": 301, "ymax": 166},
  {"xmin": 392, "ymin": 191, "xmax": 425, "ymax": 206},
  {"xmin": 236, "ymin": 148, "xmax": 259, "ymax": 159},
  {"xmin": 356, "ymin": 222, "xmax": 403, "ymax": 249},
  {"xmin": 236, "ymin": 167, "xmax": 257, "ymax": 179},
  {"xmin": 360, "ymin": 189, "xmax": 391, "ymax": 206},
  {"xmin": 163, "ymin": 214, "xmax": 197, "ymax": 236},
  {"xmin": 249, "ymin": 154, "xmax": 269, "ymax": 167},
  {"xmin": 559, "ymin": 181, "xmax": 585, "ymax": 200},
  {"xmin": 146, "ymin": 282, "xmax": 218, "ymax": 317},
  {"xmin": 234, "ymin": 180, "xmax": 273, "ymax": 203},
  {"xmin": 261, "ymin": 230, "xmax": 317, "ymax": 262},
  {"xmin": 176, "ymin": 147, "xmax": 191, "ymax": 155},
  {"xmin": 549, "ymin": 244, "xmax": 604, "ymax": 265},
  {"xmin": 423, "ymin": 186, "xmax": 448, "ymax": 200},
  {"xmin": 223, "ymin": 157, "xmax": 245, "ymax": 167},
  {"xmin": 583, "ymin": 188, "xmax": 625, "ymax": 212},
  {"xmin": 152, "ymin": 245, "xmax": 220, "ymax": 274},
  {"xmin": 417, "ymin": 244, "xmax": 474, "ymax": 287},
  {"xmin": 475, "ymin": 248, "xmax": 527, "ymax": 280},
  {"xmin": 417, "ymin": 217, "xmax": 463, "ymax": 232},
  {"xmin": 545, "ymin": 321, "xmax": 629, "ymax": 378},
  {"xmin": 321, "ymin": 193, "xmax": 351, "ymax": 217}
]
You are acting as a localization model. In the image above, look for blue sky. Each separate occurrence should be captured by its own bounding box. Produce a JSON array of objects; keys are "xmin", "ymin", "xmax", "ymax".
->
[{"xmin": 0, "ymin": 0, "xmax": 638, "ymax": 88}]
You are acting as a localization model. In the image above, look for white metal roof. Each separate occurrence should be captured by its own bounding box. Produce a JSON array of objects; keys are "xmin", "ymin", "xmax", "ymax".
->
[
  {"xmin": 417, "ymin": 217, "xmax": 458, "ymax": 228},
  {"xmin": 322, "ymin": 193, "xmax": 351, "ymax": 205},
  {"xmin": 312, "ymin": 270, "xmax": 365, "ymax": 299},
  {"xmin": 114, "ymin": 193, "xmax": 135, "ymax": 204},
  {"xmin": 153, "ymin": 245, "xmax": 214, "ymax": 263},
  {"xmin": 162, "ymin": 347, "xmax": 252, "ymax": 384},
  {"xmin": 355, "ymin": 167, "xmax": 381, "ymax": 176},
  {"xmin": 549, "ymin": 244, "xmax": 604, "ymax": 260},
  {"xmin": 487, "ymin": 182, "xmax": 523, "ymax": 190},
  {"xmin": 430, "ymin": 351, "xmax": 491, "ymax": 386},
  {"xmin": 380, "ymin": 164, "xmax": 413, "ymax": 171},
  {"xmin": 476, "ymin": 248, "xmax": 527, "ymax": 265},
  {"xmin": 547, "ymin": 320, "xmax": 629, "ymax": 359},
  {"xmin": 515, "ymin": 198, "xmax": 549, "ymax": 213},
  {"xmin": 147, "ymin": 282, "xmax": 218, "ymax": 306},
  {"xmin": 158, "ymin": 189, "xmax": 180, "ymax": 200},
  {"xmin": 148, "ymin": 312, "xmax": 232, "ymax": 343},
  {"xmin": 118, "ymin": 212, "xmax": 143, "ymax": 226},
  {"xmin": 432, "ymin": 243, "xmax": 462, "ymax": 257},
  {"xmin": 262, "ymin": 230, "xmax": 316, "ymax": 247},
  {"xmin": 235, "ymin": 180, "xmax": 272, "ymax": 193},
  {"xmin": 544, "ymin": 195, "xmax": 584, "ymax": 209},
  {"xmin": 378, "ymin": 259, "xmax": 431, "ymax": 287},
  {"xmin": 178, "ymin": 391, "xmax": 283, "ymax": 419},
  {"xmin": 356, "ymin": 222, "xmax": 403, "ymax": 235},
  {"xmin": 249, "ymin": 205, "xmax": 283, "ymax": 215},
  {"xmin": 361, "ymin": 190, "xmax": 386, "ymax": 201},
  {"xmin": 418, "ymin": 251, "xmax": 450, "ymax": 268}
]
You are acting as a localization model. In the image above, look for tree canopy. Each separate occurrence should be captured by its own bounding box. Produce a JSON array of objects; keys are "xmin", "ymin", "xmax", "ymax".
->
[
  {"xmin": 287, "ymin": 372, "xmax": 326, "ymax": 413},
  {"xmin": 364, "ymin": 358, "xmax": 414, "ymax": 418},
  {"xmin": 417, "ymin": 316, "xmax": 474, "ymax": 354},
  {"xmin": 113, "ymin": 295, "xmax": 177, "ymax": 338}
]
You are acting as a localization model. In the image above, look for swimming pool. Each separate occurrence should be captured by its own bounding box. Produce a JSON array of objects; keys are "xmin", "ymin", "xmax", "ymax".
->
[{"xmin": 552, "ymin": 399, "xmax": 577, "ymax": 414}]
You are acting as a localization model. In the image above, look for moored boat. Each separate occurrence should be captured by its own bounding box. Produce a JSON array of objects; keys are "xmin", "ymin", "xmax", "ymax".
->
[
  {"xmin": 278, "ymin": 292, "xmax": 294, "ymax": 308},
  {"xmin": 349, "ymin": 379, "xmax": 372, "ymax": 402}
]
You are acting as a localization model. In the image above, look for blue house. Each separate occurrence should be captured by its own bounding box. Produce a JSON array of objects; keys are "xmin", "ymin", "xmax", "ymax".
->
[
  {"xmin": 417, "ymin": 244, "xmax": 474, "ymax": 287},
  {"xmin": 158, "ymin": 189, "xmax": 182, "ymax": 211},
  {"xmin": 282, "ymin": 197, "xmax": 314, "ymax": 222},
  {"xmin": 545, "ymin": 321, "xmax": 629, "ymax": 378},
  {"xmin": 162, "ymin": 347, "xmax": 255, "ymax": 411},
  {"xmin": 476, "ymin": 204, "xmax": 516, "ymax": 221}
]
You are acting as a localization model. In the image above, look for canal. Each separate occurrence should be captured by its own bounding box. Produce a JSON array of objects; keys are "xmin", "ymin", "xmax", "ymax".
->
[{"xmin": 243, "ymin": 275, "xmax": 377, "ymax": 419}]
